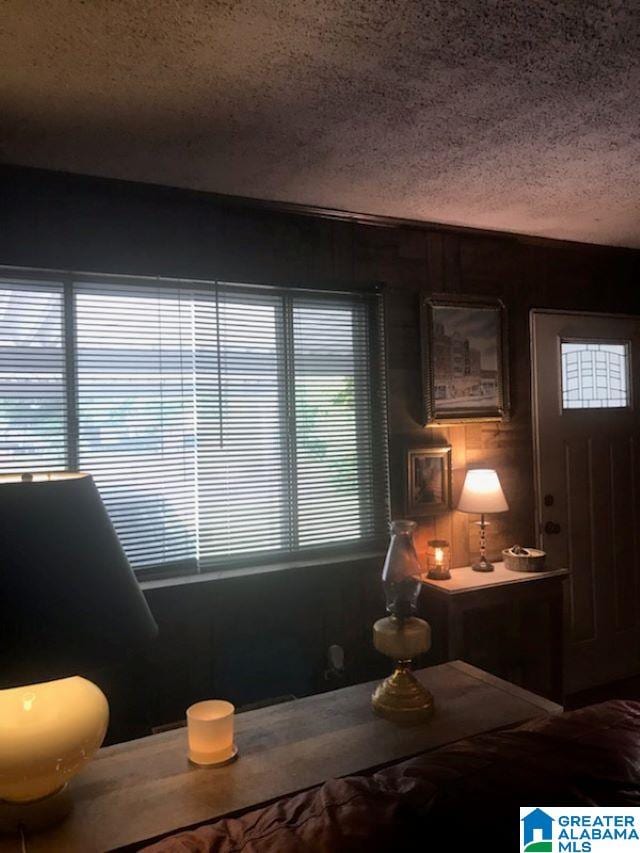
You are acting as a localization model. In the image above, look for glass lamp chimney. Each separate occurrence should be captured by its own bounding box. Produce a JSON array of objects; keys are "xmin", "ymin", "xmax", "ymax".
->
[{"xmin": 381, "ymin": 520, "xmax": 422, "ymax": 621}]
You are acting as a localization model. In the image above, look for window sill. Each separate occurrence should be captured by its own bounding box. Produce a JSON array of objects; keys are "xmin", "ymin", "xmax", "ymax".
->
[{"xmin": 139, "ymin": 549, "xmax": 386, "ymax": 593}]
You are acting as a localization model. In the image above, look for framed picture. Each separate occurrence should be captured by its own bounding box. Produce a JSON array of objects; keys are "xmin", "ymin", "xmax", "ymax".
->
[
  {"xmin": 406, "ymin": 446, "xmax": 451, "ymax": 516},
  {"xmin": 420, "ymin": 295, "xmax": 510, "ymax": 425}
]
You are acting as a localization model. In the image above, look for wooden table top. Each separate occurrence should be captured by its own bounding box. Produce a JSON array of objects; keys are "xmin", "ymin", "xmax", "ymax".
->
[
  {"xmin": 419, "ymin": 561, "xmax": 569, "ymax": 595},
  {"xmin": 4, "ymin": 661, "xmax": 562, "ymax": 853}
]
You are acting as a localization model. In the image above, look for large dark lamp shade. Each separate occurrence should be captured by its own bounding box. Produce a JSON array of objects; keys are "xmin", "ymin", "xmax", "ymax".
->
[{"xmin": 0, "ymin": 472, "xmax": 157, "ymax": 689}]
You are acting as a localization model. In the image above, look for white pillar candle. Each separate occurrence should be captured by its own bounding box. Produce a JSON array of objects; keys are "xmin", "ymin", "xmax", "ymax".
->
[{"xmin": 187, "ymin": 700, "xmax": 237, "ymax": 766}]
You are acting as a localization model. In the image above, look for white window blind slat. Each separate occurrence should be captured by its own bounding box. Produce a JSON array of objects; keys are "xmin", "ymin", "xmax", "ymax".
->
[{"xmin": 0, "ymin": 282, "xmax": 67, "ymax": 473}]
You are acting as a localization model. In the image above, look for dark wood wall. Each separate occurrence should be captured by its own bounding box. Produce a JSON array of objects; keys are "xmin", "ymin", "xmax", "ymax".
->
[{"xmin": 2, "ymin": 166, "xmax": 639, "ymax": 738}]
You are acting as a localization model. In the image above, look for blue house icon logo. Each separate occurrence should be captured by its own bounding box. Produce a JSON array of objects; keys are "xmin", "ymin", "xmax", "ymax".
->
[{"xmin": 522, "ymin": 808, "xmax": 554, "ymax": 852}]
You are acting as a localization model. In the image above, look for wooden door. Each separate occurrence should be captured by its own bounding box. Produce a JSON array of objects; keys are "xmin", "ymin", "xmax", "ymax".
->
[{"xmin": 531, "ymin": 310, "xmax": 640, "ymax": 693}]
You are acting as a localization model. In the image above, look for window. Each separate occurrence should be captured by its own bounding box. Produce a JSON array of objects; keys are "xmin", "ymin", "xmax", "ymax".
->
[
  {"xmin": 0, "ymin": 273, "xmax": 388, "ymax": 576},
  {"xmin": 561, "ymin": 341, "xmax": 630, "ymax": 410}
]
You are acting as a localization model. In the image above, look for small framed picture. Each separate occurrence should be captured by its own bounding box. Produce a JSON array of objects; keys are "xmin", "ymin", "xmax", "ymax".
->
[
  {"xmin": 421, "ymin": 294, "xmax": 510, "ymax": 425},
  {"xmin": 406, "ymin": 446, "xmax": 451, "ymax": 517}
]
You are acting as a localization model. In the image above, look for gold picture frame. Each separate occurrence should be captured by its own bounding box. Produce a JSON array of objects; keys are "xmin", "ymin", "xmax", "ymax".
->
[
  {"xmin": 406, "ymin": 446, "xmax": 452, "ymax": 517},
  {"xmin": 421, "ymin": 294, "xmax": 510, "ymax": 425}
]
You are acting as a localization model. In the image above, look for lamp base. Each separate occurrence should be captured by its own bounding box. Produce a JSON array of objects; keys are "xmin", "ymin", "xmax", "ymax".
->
[
  {"xmin": 472, "ymin": 558, "xmax": 494, "ymax": 572},
  {"xmin": 0, "ymin": 785, "xmax": 71, "ymax": 833},
  {"xmin": 372, "ymin": 662, "xmax": 434, "ymax": 726}
]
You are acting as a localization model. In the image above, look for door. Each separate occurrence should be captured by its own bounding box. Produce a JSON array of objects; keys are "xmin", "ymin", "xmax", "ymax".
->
[{"xmin": 531, "ymin": 310, "xmax": 640, "ymax": 693}]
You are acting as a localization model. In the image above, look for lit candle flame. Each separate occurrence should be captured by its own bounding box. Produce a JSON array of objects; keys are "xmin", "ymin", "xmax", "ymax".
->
[
  {"xmin": 435, "ymin": 547, "xmax": 444, "ymax": 565},
  {"xmin": 22, "ymin": 692, "xmax": 36, "ymax": 712}
]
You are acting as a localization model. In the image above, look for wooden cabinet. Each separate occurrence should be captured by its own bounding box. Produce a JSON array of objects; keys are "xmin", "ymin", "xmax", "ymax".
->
[{"xmin": 418, "ymin": 563, "xmax": 568, "ymax": 702}]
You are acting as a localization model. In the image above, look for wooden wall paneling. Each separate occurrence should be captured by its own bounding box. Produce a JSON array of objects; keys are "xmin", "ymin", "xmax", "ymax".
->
[
  {"xmin": 384, "ymin": 288, "xmax": 421, "ymax": 372},
  {"xmin": 354, "ymin": 561, "xmax": 389, "ymax": 681},
  {"xmin": 458, "ymin": 234, "xmax": 519, "ymax": 291},
  {"xmin": 441, "ymin": 233, "xmax": 463, "ymax": 293},
  {"xmin": 2, "ymin": 165, "xmax": 640, "ymax": 735},
  {"xmin": 428, "ymin": 423, "xmax": 453, "ymax": 564},
  {"xmin": 329, "ymin": 219, "xmax": 355, "ymax": 284},
  {"xmin": 426, "ymin": 231, "xmax": 445, "ymax": 292},
  {"xmin": 386, "ymin": 372, "xmax": 425, "ymax": 439},
  {"xmin": 317, "ymin": 561, "xmax": 386, "ymax": 689},
  {"xmin": 434, "ymin": 511, "xmax": 453, "ymax": 571},
  {"xmin": 207, "ymin": 567, "xmax": 325, "ymax": 708},
  {"xmin": 132, "ymin": 589, "xmax": 207, "ymax": 732},
  {"xmin": 397, "ymin": 227, "xmax": 428, "ymax": 264},
  {"xmin": 353, "ymin": 223, "xmax": 400, "ymax": 287},
  {"xmin": 449, "ymin": 425, "xmax": 470, "ymax": 569},
  {"xmin": 413, "ymin": 516, "xmax": 437, "ymax": 566}
]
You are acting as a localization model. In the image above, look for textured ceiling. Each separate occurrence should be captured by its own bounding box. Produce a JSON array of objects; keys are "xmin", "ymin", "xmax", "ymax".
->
[{"xmin": 1, "ymin": 1, "xmax": 639, "ymax": 246}]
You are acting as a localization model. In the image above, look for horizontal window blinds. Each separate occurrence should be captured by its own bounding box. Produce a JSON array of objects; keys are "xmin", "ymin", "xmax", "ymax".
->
[
  {"xmin": 1, "ymin": 273, "xmax": 388, "ymax": 575},
  {"xmin": 75, "ymin": 283, "xmax": 197, "ymax": 572},
  {"xmin": 293, "ymin": 297, "xmax": 386, "ymax": 548},
  {"xmin": 0, "ymin": 281, "xmax": 67, "ymax": 473},
  {"xmin": 193, "ymin": 288, "xmax": 388, "ymax": 568},
  {"xmin": 194, "ymin": 289, "xmax": 287, "ymax": 564}
]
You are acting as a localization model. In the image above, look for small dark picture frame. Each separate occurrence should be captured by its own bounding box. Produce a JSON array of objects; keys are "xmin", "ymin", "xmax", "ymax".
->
[
  {"xmin": 406, "ymin": 446, "xmax": 452, "ymax": 517},
  {"xmin": 421, "ymin": 294, "xmax": 510, "ymax": 425}
]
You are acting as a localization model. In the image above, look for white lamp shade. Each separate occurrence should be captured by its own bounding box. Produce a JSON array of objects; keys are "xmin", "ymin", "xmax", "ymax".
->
[{"xmin": 458, "ymin": 469, "xmax": 509, "ymax": 514}]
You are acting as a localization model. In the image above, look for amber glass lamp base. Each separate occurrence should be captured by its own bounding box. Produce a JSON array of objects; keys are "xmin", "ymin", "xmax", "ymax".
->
[
  {"xmin": 371, "ymin": 616, "xmax": 434, "ymax": 726},
  {"xmin": 372, "ymin": 661, "xmax": 434, "ymax": 725}
]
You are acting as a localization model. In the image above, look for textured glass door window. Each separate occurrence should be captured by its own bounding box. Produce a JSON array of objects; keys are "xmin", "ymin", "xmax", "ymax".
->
[{"xmin": 561, "ymin": 342, "xmax": 630, "ymax": 409}]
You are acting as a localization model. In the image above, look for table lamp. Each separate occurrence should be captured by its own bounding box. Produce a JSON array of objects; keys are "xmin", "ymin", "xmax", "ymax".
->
[
  {"xmin": 458, "ymin": 468, "xmax": 509, "ymax": 572},
  {"xmin": 0, "ymin": 472, "xmax": 158, "ymax": 831},
  {"xmin": 371, "ymin": 520, "xmax": 433, "ymax": 725}
]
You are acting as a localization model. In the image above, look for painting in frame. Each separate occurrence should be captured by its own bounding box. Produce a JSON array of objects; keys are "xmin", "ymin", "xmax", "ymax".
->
[
  {"xmin": 421, "ymin": 294, "xmax": 510, "ymax": 425},
  {"xmin": 406, "ymin": 446, "xmax": 451, "ymax": 517}
]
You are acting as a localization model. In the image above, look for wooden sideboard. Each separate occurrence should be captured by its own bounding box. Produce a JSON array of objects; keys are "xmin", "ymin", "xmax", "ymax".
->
[{"xmin": 418, "ymin": 563, "xmax": 569, "ymax": 702}]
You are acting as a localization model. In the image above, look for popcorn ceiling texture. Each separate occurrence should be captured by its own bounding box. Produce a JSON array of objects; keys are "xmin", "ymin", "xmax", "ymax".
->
[{"xmin": 1, "ymin": 0, "xmax": 639, "ymax": 246}]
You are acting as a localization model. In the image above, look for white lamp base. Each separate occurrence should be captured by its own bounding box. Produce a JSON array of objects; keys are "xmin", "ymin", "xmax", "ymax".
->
[{"xmin": 0, "ymin": 675, "xmax": 109, "ymax": 826}]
